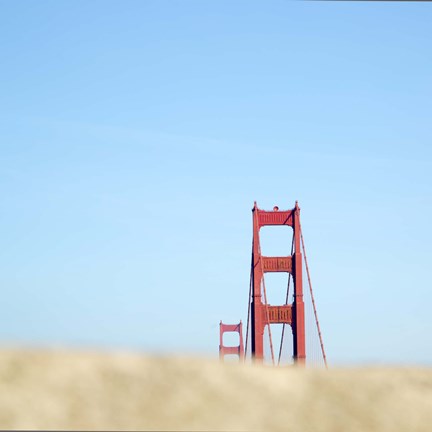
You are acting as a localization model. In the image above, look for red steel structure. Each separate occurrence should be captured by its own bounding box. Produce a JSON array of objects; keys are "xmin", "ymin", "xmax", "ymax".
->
[
  {"xmin": 250, "ymin": 201, "xmax": 305, "ymax": 364},
  {"xmin": 219, "ymin": 201, "xmax": 327, "ymax": 367},
  {"xmin": 219, "ymin": 321, "xmax": 244, "ymax": 361}
]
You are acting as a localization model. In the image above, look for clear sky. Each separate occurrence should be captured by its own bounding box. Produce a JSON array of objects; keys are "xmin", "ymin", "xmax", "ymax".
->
[{"xmin": 0, "ymin": 0, "xmax": 431, "ymax": 365}]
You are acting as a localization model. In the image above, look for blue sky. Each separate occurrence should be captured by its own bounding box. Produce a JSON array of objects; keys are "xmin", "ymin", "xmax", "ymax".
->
[{"xmin": 0, "ymin": 0, "xmax": 431, "ymax": 364}]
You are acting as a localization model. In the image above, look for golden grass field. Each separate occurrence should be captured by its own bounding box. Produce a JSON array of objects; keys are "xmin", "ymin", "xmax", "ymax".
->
[{"xmin": 0, "ymin": 349, "xmax": 431, "ymax": 431}]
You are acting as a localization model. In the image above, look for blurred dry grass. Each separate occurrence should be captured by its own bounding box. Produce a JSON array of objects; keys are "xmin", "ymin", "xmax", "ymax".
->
[{"xmin": 0, "ymin": 349, "xmax": 431, "ymax": 431}]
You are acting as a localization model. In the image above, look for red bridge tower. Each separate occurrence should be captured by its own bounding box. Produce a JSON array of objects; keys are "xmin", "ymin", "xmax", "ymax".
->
[
  {"xmin": 250, "ymin": 201, "xmax": 305, "ymax": 364},
  {"xmin": 219, "ymin": 321, "xmax": 244, "ymax": 361},
  {"xmin": 219, "ymin": 201, "xmax": 327, "ymax": 367}
]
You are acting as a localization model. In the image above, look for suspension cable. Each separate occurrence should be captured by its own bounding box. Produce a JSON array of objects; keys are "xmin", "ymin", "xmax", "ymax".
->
[
  {"xmin": 261, "ymin": 271, "xmax": 275, "ymax": 365},
  {"xmin": 277, "ymin": 233, "xmax": 294, "ymax": 366},
  {"xmin": 254, "ymin": 210, "xmax": 275, "ymax": 365},
  {"xmin": 244, "ymin": 246, "xmax": 253, "ymax": 362},
  {"xmin": 299, "ymin": 221, "xmax": 328, "ymax": 368}
]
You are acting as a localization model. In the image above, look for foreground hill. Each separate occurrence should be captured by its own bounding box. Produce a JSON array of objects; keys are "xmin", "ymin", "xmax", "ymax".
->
[{"xmin": 0, "ymin": 349, "xmax": 431, "ymax": 431}]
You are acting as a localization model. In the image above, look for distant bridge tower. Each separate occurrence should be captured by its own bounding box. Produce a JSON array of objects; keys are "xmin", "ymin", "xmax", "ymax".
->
[
  {"xmin": 250, "ymin": 201, "xmax": 305, "ymax": 364},
  {"xmin": 219, "ymin": 321, "xmax": 244, "ymax": 361}
]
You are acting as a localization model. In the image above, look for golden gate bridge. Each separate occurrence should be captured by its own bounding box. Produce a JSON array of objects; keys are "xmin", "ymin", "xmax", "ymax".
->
[{"xmin": 219, "ymin": 201, "xmax": 327, "ymax": 367}]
